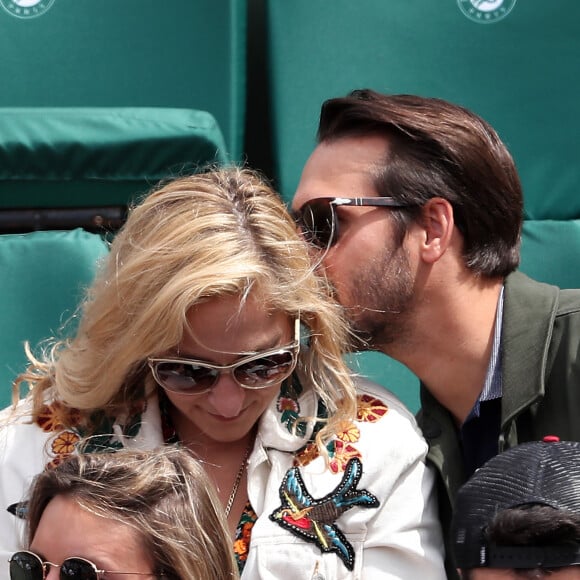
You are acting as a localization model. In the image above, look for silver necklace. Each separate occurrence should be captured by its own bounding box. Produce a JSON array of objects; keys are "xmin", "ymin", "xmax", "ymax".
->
[{"xmin": 224, "ymin": 444, "xmax": 252, "ymax": 518}]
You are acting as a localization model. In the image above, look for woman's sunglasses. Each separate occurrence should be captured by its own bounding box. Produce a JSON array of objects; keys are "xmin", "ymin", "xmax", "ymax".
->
[
  {"xmin": 9, "ymin": 551, "xmax": 157, "ymax": 580},
  {"xmin": 148, "ymin": 319, "xmax": 300, "ymax": 395},
  {"xmin": 293, "ymin": 196, "xmax": 409, "ymax": 251}
]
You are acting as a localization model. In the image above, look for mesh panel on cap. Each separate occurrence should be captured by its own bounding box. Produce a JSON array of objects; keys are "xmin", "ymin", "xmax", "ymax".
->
[{"xmin": 451, "ymin": 440, "xmax": 580, "ymax": 569}]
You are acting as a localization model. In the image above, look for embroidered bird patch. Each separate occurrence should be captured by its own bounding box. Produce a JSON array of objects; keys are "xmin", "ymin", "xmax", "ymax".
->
[{"xmin": 269, "ymin": 457, "xmax": 379, "ymax": 570}]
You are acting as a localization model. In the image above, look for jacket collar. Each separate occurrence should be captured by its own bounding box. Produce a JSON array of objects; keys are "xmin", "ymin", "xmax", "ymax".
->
[
  {"xmin": 500, "ymin": 271, "xmax": 559, "ymax": 424},
  {"xmin": 257, "ymin": 371, "xmax": 321, "ymax": 453},
  {"xmin": 418, "ymin": 386, "xmax": 465, "ymax": 501}
]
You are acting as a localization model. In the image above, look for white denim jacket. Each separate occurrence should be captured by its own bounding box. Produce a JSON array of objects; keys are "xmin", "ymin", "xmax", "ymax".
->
[{"xmin": 0, "ymin": 376, "xmax": 445, "ymax": 580}]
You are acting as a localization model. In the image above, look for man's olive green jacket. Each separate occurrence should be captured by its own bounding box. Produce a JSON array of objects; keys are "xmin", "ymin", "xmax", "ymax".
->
[{"xmin": 417, "ymin": 271, "xmax": 580, "ymax": 578}]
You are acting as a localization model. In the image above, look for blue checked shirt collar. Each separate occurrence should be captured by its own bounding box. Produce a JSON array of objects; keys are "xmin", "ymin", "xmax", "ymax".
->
[{"xmin": 466, "ymin": 285, "xmax": 504, "ymax": 420}]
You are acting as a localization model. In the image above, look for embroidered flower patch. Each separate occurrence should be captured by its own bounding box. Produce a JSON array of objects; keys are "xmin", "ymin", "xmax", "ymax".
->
[
  {"xmin": 234, "ymin": 502, "xmax": 257, "ymax": 574},
  {"xmin": 292, "ymin": 394, "xmax": 388, "ymax": 471},
  {"xmin": 356, "ymin": 394, "xmax": 388, "ymax": 422},
  {"xmin": 328, "ymin": 440, "xmax": 362, "ymax": 474}
]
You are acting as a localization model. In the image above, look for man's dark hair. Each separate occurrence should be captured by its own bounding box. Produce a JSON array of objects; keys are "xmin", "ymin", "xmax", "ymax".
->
[
  {"xmin": 487, "ymin": 504, "xmax": 580, "ymax": 547},
  {"xmin": 461, "ymin": 505, "xmax": 580, "ymax": 579},
  {"xmin": 317, "ymin": 89, "xmax": 524, "ymax": 278}
]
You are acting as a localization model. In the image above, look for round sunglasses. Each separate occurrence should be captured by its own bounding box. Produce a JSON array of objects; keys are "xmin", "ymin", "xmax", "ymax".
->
[
  {"xmin": 293, "ymin": 196, "xmax": 409, "ymax": 251},
  {"xmin": 148, "ymin": 320, "xmax": 300, "ymax": 395},
  {"xmin": 9, "ymin": 551, "xmax": 158, "ymax": 580}
]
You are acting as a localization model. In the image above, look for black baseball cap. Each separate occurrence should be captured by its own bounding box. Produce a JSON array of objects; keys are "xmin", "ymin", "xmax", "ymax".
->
[{"xmin": 452, "ymin": 438, "xmax": 580, "ymax": 569}]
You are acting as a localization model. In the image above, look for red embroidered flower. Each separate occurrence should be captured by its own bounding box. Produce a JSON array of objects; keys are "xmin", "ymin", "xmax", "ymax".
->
[
  {"xmin": 329, "ymin": 440, "xmax": 362, "ymax": 474},
  {"xmin": 356, "ymin": 394, "xmax": 389, "ymax": 423},
  {"xmin": 51, "ymin": 430, "xmax": 79, "ymax": 456},
  {"xmin": 35, "ymin": 402, "xmax": 82, "ymax": 432},
  {"xmin": 35, "ymin": 403, "xmax": 65, "ymax": 432},
  {"xmin": 336, "ymin": 421, "xmax": 360, "ymax": 443},
  {"xmin": 277, "ymin": 397, "xmax": 299, "ymax": 413}
]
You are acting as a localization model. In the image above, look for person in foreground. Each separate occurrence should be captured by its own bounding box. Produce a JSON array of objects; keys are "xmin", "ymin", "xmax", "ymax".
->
[
  {"xmin": 0, "ymin": 167, "xmax": 445, "ymax": 579},
  {"xmin": 8, "ymin": 448, "xmax": 238, "ymax": 580},
  {"xmin": 292, "ymin": 89, "xmax": 580, "ymax": 570},
  {"xmin": 451, "ymin": 437, "xmax": 580, "ymax": 579}
]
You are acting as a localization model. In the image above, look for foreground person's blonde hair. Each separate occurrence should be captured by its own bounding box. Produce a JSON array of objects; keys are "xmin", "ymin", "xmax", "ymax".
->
[
  {"xmin": 17, "ymin": 167, "xmax": 357, "ymax": 455},
  {"xmin": 25, "ymin": 448, "xmax": 238, "ymax": 580}
]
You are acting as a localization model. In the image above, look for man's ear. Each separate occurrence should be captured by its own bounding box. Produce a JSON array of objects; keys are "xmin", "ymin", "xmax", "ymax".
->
[{"xmin": 418, "ymin": 197, "xmax": 455, "ymax": 264}]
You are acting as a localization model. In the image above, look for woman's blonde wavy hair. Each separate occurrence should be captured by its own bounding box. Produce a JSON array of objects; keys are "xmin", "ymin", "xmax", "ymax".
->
[
  {"xmin": 25, "ymin": 448, "xmax": 238, "ymax": 580},
  {"xmin": 17, "ymin": 167, "xmax": 357, "ymax": 451}
]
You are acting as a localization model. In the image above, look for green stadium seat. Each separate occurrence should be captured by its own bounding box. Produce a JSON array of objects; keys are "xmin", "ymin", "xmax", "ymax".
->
[
  {"xmin": 0, "ymin": 0, "xmax": 246, "ymax": 161},
  {"xmin": 0, "ymin": 0, "xmax": 245, "ymax": 230},
  {"xmin": 520, "ymin": 221, "xmax": 580, "ymax": 289},
  {"xmin": 0, "ymin": 229, "xmax": 109, "ymax": 409},
  {"xmin": 0, "ymin": 107, "xmax": 228, "ymax": 231}
]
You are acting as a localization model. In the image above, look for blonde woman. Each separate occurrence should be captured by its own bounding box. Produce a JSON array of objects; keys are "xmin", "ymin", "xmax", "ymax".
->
[
  {"xmin": 9, "ymin": 448, "xmax": 237, "ymax": 580},
  {"xmin": 0, "ymin": 168, "xmax": 445, "ymax": 579}
]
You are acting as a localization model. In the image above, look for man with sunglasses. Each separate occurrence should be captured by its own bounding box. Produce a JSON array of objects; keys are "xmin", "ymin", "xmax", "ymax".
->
[{"xmin": 292, "ymin": 89, "xmax": 580, "ymax": 575}]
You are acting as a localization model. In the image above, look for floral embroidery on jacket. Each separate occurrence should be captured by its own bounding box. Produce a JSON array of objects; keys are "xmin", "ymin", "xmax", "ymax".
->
[
  {"xmin": 35, "ymin": 401, "xmax": 82, "ymax": 433},
  {"xmin": 328, "ymin": 439, "xmax": 363, "ymax": 474},
  {"xmin": 293, "ymin": 394, "xmax": 389, "ymax": 472},
  {"xmin": 49, "ymin": 431, "xmax": 80, "ymax": 466},
  {"xmin": 33, "ymin": 401, "xmax": 146, "ymax": 469},
  {"xmin": 336, "ymin": 421, "xmax": 360, "ymax": 443},
  {"xmin": 277, "ymin": 376, "xmax": 309, "ymax": 436},
  {"xmin": 233, "ymin": 501, "xmax": 257, "ymax": 574},
  {"xmin": 33, "ymin": 403, "xmax": 82, "ymax": 468},
  {"xmin": 356, "ymin": 394, "xmax": 389, "ymax": 422}
]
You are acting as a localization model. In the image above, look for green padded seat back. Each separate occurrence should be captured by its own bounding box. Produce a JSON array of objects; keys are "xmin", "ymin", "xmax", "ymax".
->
[
  {"xmin": 0, "ymin": 0, "xmax": 246, "ymax": 161},
  {"xmin": 264, "ymin": 0, "xmax": 580, "ymax": 412},
  {"xmin": 0, "ymin": 229, "xmax": 109, "ymax": 409},
  {"xmin": 0, "ymin": 107, "xmax": 228, "ymax": 212},
  {"xmin": 265, "ymin": 0, "xmax": 579, "ymax": 203},
  {"xmin": 520, "ymin": 220, "xmax": 580, "ymax": 289},
  {"xmin": 346, "ymin": 351, "xmax": 420, "ymax": 414}
]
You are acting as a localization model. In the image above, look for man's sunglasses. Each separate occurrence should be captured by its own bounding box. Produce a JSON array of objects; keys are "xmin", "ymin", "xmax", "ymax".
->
[
  {"xmin": 148, "ymin": 319, "xmax": 300, "ymax": 395},
  {"xmin": 294, "ymin": 197, "xmax": 409, "ymax": 251},
  {"xmin": 9, "ymin": 551, "xmax": 157, "ymax": 580}
]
